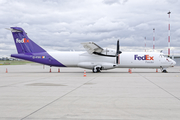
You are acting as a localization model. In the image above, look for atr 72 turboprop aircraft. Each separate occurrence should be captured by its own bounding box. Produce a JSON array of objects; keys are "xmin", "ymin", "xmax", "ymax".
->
[{"xmin": 8, "ymin": 27, "xmax": 176, "ymax": 73}]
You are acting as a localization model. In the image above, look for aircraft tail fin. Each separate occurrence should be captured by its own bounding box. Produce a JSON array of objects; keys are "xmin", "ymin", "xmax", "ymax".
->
[{"xmin": 9, "ymin": 27, "xmax": 45, "ymax": 54}]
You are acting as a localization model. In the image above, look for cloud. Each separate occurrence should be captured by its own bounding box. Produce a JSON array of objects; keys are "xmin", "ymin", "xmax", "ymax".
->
[
  {"xmin": 103, "ymin": 0, "xmax": 128, "ymax": 5},
  {"xmin": 166, "ymin": 0, "xmax": 178, "ymax": 4},
  {"xmin": 0, "ymin": 0, "xmax": 180, "ymax": 57}
]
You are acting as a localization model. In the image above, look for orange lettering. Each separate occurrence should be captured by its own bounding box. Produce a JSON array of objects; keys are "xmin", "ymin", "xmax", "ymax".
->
[
  {"xmin": 150, "ymin": 56, "xmax": 154, "ymax": 60},
  {"xmin": 146, "ymin": 55, "xmax": 150, "ymax": 60}
]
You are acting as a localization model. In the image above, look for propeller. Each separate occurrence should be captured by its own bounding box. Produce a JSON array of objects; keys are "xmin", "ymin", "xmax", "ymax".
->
[{"xmin": 116, "ymin": 40, "xmax": 122, "ymax": 64}]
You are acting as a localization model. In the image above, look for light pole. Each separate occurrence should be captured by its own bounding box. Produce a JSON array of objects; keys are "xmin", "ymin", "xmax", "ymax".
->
[
  {"xmin": 153, "ymin": 28, "xmax": 155, "ymax": 52},
  {"xmin": 167, "ymin": 11, "xmax": 171, "ymax": 57},
  {"xmin": 145, "ymin": 37, "xmax": 146, "ymax": 52}
]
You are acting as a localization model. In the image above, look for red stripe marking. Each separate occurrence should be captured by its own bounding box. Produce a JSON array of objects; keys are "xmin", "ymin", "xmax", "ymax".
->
[{"xmin": 168, "ymin": 48, "xmax": 170, "ymax": 55}]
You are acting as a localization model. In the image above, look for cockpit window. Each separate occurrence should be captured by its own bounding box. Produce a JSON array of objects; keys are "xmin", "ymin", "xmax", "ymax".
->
[
  {"xmin": 160, "ymin": 54, "xmax": 164, "ymax": 58},
  {"xmin": 166, "ymin": 58, "xmax": 170, "ymax": 62}
]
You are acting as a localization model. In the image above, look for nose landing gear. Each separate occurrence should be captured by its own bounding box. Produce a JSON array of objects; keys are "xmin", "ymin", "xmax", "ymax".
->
[{"xmin": 161, "ymin": 67, "xmax": 168, "ymax": 73}]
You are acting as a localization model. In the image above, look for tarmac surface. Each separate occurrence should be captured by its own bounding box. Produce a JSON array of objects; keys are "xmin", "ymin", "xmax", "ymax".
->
[{"xmin": 0, "ymin": 65, "xmax": 180, "ymax": 120}]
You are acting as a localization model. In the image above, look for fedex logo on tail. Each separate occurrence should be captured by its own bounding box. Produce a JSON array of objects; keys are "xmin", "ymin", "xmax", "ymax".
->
[
  {"xmin": 134, "ymin": 55, "xmax": 154, "ymax": 60},
  {"xmin": 16, "ymin": 38, "xmax": 29, "ymax": 43}
]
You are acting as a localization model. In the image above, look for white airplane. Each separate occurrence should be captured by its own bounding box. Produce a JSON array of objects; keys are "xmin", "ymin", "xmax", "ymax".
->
[{"xmin": 8, "ymin": 27, "xmax": 176, "ymax": 73}]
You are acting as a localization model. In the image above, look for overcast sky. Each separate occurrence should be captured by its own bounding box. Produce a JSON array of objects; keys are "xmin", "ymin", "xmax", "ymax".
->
[{"xmin": 0, "ymin": 0, "xmax": 180, "ymax": 57}]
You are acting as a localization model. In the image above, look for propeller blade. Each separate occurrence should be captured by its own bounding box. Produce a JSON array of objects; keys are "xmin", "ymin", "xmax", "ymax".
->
[
  {"xmin": 117, "ymin": 40, "xmax": 119, "ymax": 55},
  {"xmin": 116, "ymin": 40, "xmax": 119, "ymax": 64}
]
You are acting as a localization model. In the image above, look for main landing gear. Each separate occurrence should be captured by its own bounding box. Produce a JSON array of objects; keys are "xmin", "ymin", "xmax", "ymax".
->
[{"xmin": 92, "ymin": 65, "xmax": 102, "ymax": 73}]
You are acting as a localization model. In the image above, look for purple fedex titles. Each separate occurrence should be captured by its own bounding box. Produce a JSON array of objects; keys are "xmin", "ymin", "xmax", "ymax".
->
[{"xmin": 134, "ymin": 55, "xmax": 154, "ymax": 60}]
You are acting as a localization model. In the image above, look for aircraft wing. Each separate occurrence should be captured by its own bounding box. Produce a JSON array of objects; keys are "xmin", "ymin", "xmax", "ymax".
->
[{"xmin": 81, "ymin": 42, "xmax": 103, "ymax": 54}]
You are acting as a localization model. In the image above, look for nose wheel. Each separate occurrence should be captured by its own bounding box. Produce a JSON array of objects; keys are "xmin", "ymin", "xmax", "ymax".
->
[
  {"xmin": 161, "ymin": 68, "xmax": 168, "ymax": 73},
  {"xmin": 162, "ymin": 70, "xmax": 167, "ymax": 73}
]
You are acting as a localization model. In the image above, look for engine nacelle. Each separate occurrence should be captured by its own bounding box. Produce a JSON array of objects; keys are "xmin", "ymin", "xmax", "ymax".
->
[
  {"xmin": 78, "ymin": 62, "xmax": 94, "ymax": 69},
  {"xmin": 101, "ymin": 63, "xmax": 117, "ymax": 70},
  {"xmin": 101, "ymin": 48, "xmax": 116, "ymax": 56},
  {"xmin": 78, "ymin": 62, "xmax": 116, "ymax": 70}
]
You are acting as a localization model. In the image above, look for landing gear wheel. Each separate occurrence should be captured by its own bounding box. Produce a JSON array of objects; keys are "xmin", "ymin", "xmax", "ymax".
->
[
  {"xmin": 161, "ymin": 67, "xmax": 168, "ymax": 73},
  {"xmin": 162, "ymin": 70, "xmax": 168, "ymax": 73},
  {"xmin": 92, "ymin": 66, "xmax": 102, "ymax": 73},
  {"xmin": 92, "ymin": 68, "xmax": 97, "ymax": 73},
  {"xmin": 97, "ymin": 67, "xmax": 101, "ymax": 73}
]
